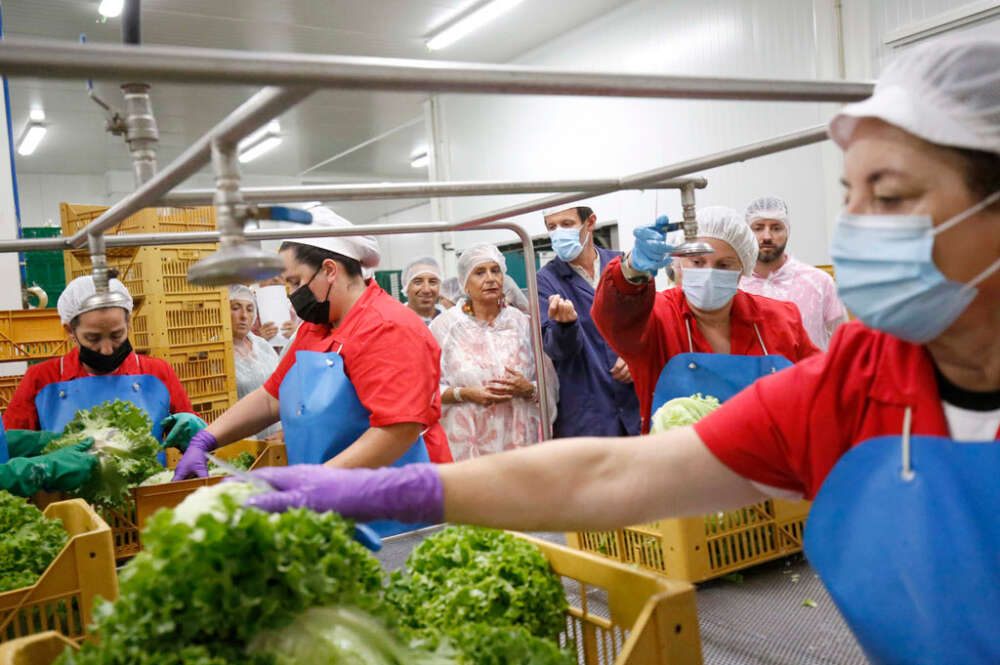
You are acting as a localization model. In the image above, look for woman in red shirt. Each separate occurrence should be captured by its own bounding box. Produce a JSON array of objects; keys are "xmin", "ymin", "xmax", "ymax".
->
[{"xmin": 241, "ymin": 40, "xmax": 1000, "ymax": 662}]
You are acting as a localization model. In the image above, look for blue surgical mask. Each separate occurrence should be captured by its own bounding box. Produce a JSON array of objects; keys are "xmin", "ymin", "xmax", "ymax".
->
[
  {"xmin": 681, "ymin": 267, "xmax": 740, "ymax": 311},
  {"xmin": 831, "ymin": 190, "xmax": 1000, "ymax": 344},
  {"xmin": 549, "ymin": 227, "xmax": 588, "ymax": 262}
]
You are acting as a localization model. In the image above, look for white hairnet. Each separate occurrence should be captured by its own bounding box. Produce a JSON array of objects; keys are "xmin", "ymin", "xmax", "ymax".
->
[
  {"xmin": 745, "ymin": 196, "xmax": 790, "ymax": 227},
  {"xmin": 695, "ymin": 206, "xmax": 759, "ymax": 277},
  {"xmin": 542, "ymin": 204, "xmax": 577, "ymax": 217},
  {"xmin": 502, "ymin": 275, "xmax": 531, "ymax": 313},
  {"xmin": 58, "ymin": 275, "xmax": 133, "ymax": 324},
  {"xmin": 228, "ymin": 284, "xmax": 259, "ymax": 325},
  {"xmin": 402, "ymin": 257, "xmax": 443, "ymax": 293},
  {"xmin": 457, "ymin": 244, "xmax": 506, "ymax": 295},
  {"xmin": 439, "ymin": 277, "xmax": 463, "ymax": 303},
  {"xmin": 286, "ymin": 206, "xmax": 381, "ymax": 269},
  {"xmin": 830, "ymin": 38, "xmax": 1000, "ymax": 155}
]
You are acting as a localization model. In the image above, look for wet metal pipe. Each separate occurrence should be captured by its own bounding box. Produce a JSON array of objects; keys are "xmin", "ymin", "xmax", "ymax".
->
[
  {"xmin": 68, "ymin": 86, "xmax": 312, "ymax": 248},
  {"xmin": 0, "ymin": 38, "xmax": 874, "ymax": 102},
  {"xmin": 159, "ymin": 176, "xmax": 708, "ymax": 207}
]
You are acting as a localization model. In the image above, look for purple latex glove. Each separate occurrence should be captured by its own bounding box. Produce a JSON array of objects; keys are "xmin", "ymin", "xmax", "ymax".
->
[
  {"xmin": 243, "ymin": 463, "xmax": 444, "ymax": 524},
  {"xmin": 171, "ymin": 430, "xmax": 218, "ymax": 481}
]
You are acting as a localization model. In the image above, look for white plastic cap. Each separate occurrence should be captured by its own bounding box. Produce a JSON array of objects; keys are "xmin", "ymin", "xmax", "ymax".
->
[
  {"xmin": 695, "ymin": 206, "xmax": 760, "ymax": 277},
  {"xmin": 285, "ymin": 206, "xmax": 381, "ymax": 268},
  {"xmin": 745, "ymin": 196, "xmax": 790, "ymax": 227},
  {"xmin": 402, "ymin": 257, "xmax": 443, "ymax": 293},
  {"xmin": 58, "ymin": 275, "xmax": 133, "ymax": 324},
  {"xmin": 457, "ymin": 244, "xmax": 507, "ymax": 295}
]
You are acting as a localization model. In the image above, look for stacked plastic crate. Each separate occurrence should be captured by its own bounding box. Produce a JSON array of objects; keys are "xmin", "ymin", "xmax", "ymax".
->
[{"xmin": 60, "ymin": 203, "xmax": 238, "ymax": 422}]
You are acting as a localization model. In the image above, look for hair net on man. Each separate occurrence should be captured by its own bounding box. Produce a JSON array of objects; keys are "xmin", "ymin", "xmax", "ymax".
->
[
  {"xmin": 695, "ymin": 206, "xmax": 759, "ymax": 277},
  {"xmin": 402, "ymin": 257, "xmax": 443, "ymax": 293},
  {"xmin": 58, "ymin": 276, "xmax": 133, "ymax": 324},
  {"xmin": 439, "ymin": 277, "xmax": 463, "ymax": 303},
  {"xmin": 286, "ymin": 205, "xmax": 382, "ymax": 269},
  {"xmin": 829, "ymin": 38, "xmax": 1000, "ymax": 155},
  {"xmin": 228, "ymin": 284, "xmax": 259, "ymax": 326},
  {"xmin": 457, "ymin": 244, "xmax": 507, "ymax": 295},
  {"xmin": 745, "ymin": 196, "xmax": 790, "ymax": 228}
]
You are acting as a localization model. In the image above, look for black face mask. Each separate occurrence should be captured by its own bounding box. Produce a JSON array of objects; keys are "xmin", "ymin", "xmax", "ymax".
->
[
  {"xmin": 289, "ymin": 267, "xmax": 333, "ymax": 324},
  {"xmin": 79, "ymin": 338, "xmax": 133, "ymax": 374}
]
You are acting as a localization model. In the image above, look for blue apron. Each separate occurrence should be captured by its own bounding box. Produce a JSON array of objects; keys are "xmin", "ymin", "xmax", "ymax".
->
[
  {"xmin": 0, "ymin": 420, "xmax": 7, "ymax": 464},
  {"xmin": 278, "ymin": 349, "xmax": 431, "ymax": 538},
  {"xmin": 651, "ymin": 319, "xmax": 793, "ymax": 417},
  {"xmin": 805, "ymin": 412, "xmax": 1000, "ymax": 665},
  {"xmin": 35, "ymin": 356, "xmax": 172, "ymax": 463}
]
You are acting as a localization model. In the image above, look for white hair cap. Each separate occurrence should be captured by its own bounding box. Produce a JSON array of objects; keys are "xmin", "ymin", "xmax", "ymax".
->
[
  {"xmin": 439, "ymin": 277, "xmax": 463, "ymax": 303},
  {"xmin": 58, "ymin": 275, "xmax": 133, "ymax": 324},
  {"xmin": 745, "ymin": 196, "xmax": 790, "ymax": 227},
  {"xmin": 695, "ymin": 206, "xmax": 759, "ymax": 277},
  {"xmin": 228, "ymin": 284, "xmax": 255, "ymax": 303},
  {"xmin": 457, "ymin": 244, "xmax": 507, "ymax": 295},
  {"xmin": 402, "ymin": 257, "xmax": 443, "ymax": 293},
  {"xmin": 286, "ymin": 206, "xmax": 382, "ymax": 269},
  {"xmin": 542, "ymin": 204, "xmax": 577, "ymax": 218},
  {"xmin": 830, "ymin": 38, "xmax": 1000, "ymax": 155}
]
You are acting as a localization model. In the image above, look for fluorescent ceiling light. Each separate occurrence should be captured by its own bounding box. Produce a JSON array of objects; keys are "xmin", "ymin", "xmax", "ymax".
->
[
  {"xmin": 238, "ymin": 136, "xmax": 282, "ymax": 163},
  {"xmin": 426, "ymin": 0, "xmax": 525, "ymax": 51},
  {"xmin": 410, "ymin": 153, "xmax": 429, "ymax": 169},
  {"xmin": 17, "ymin": 124, "xmax": 47, "ymax": 156},
  {"xmin": 240, "ymin": 120, "xmax": 281, "ymax": 150},
  {"xmin": 98, "ymin": 0, "xmax": 124, "ymax": 18},
  {"xmin": 29, "ymin": 108, "xmax": 45, "ymax": 122}
]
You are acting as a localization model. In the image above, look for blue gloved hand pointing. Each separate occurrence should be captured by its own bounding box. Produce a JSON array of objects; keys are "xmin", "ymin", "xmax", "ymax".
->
[{"xmin": 630, "ymin": 216, "xmax": 675, "ymax": 274}]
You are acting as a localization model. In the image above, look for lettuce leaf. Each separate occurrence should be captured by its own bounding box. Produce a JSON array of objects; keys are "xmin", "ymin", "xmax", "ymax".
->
[
  {"xmin": 0, "ymin": 490, "xmax": 68, "ymax": 592},
  {"xmin": 650, "ymin": 393, "xmax": 721, "ymax": 433}
]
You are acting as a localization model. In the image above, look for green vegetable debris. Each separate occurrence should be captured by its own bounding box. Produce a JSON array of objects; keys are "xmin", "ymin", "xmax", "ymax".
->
[
  {"xmin": 650, "ymin": 393, "xmax": 721, "ymax": 433},
  {"xmin": 0, "ymin": 490, "xmax": 68, "ymax": 592},
  {"xmin": 42, "ymin": 399, "xmax": 162, "ymax": 510}
]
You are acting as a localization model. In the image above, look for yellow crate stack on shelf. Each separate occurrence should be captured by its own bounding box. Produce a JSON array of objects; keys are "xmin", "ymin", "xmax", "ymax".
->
[
  {"xmin": 567, "ymin": 498, "xmax": 811, "ymax": 584},
  {"xmin": 0, "ymin": 310, "xmax": 70, "ymax": 363},
  {"xmin": 60, "ymin": 203, "xmax": 238, "ymax": 420}
]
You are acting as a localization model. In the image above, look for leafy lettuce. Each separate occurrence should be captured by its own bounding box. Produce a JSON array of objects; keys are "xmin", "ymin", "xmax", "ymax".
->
[
  {"xmin": 0, "ymin": 490, "xmax": 68, "ymax": 592},
  {"xmin": 42, "ymin": 399, "xmax": 162, "ymax": 509},
  {"xmin": 650, "ymin": 393, "xmax": 721, "ymax": 433}
]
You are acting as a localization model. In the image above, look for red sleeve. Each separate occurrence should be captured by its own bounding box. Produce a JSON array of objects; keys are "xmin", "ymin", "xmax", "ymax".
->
[
  {"xmin": 143, "ymin": 357, "xmax": 195, "ymax": 416},
  {"xmin": 591, "ymin": 255, "xmax": 662, "ymax": 361},
  {"xmin": 1, "ymin": 361, "xmax": 55, "ymax": 431},
  {"xmin": 264, "ymin": 327, "xmax": 311, "ymax": 398},
  {"xmin": 345, "ymin": 321, "xmax": 441, "ymax": 429},
  {"xmin": 693, "ymin": 324, "xmax": 867, "ymax": 499}
]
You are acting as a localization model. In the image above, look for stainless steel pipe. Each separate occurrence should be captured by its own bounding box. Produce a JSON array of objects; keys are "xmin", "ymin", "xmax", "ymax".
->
[
  {"xmin": 67, "ymin": 86, "xmax": 312, "ymax": 248},
  {"xmin": 0, "ymin": 38, "xmax": 874, "ymax": 102},
  {"xmin": 159, "ymin": 176, "xmax": 708, "ymax": 207}
]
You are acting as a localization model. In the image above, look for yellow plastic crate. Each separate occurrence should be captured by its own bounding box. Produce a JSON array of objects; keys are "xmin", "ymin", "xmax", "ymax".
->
[
  {"xmin": 149, "ymin": 342, "xmax": 237, "ymax": 405},
  {"xmin": 59, "ymin": 203, "xmax": 216, "ymax": 237},
  {"xmin": 0, "ymin": 310, "xmax": 70, "ymax": 363},
  {"xmin": 145, "ymin": 293, "xmax": 232, "ymax": 349},
  {"xmin": 568, "ymin": 499, "xmax": 811, "ymax": 583},
  {"xmin": 0, "ymin": 500, "xmax": 117, "ymax": 645},
  {"xmin": 190, "ymin": 394, "xmax": 233, "ymax": 423},
  {"xmin": 1, "ymin": 529, "xmax": 701, "ymax": 665},
  {"xmin": 0, "ymin": 375, "xmax": 21, "ymax": 413}
]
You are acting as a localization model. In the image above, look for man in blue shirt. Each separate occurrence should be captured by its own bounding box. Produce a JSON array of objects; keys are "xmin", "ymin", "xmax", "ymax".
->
[{"xmin": 538, "ymin": 206, "xmax": 641, "ymax": 437}]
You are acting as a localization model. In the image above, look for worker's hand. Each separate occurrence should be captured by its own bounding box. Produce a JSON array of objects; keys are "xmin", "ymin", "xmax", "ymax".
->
[
  {"xmin": 488, "ymin": 367, "xmax": 536, "ymax": 399},
  {"xmin": 259, "ymin": 321, "xmax": 279, "ymax": 339},
  {"xmin": 461, "ymin": 385, "xmax": 513, "ymax": 407},
  {"xmin": 547, "ymin": 294, "xmax": 578, "ymax": 323},
  {"xmin": 610, "ymin": 357, "xmax": 633, "ymax": 384},
  {"xmin": 0, "ymin": 438, "xmax": 98, "ymax": 497},
  {"xmin": 280, "ymin": 320, "xmax": 297, "ymax": 337},
  {"xmin": 243, "ymin": 463, "xmax": 444, "ymax": 526},
  {"xmin": 171, "ymin": 430, "xmax": 218, "ymax": 481},
  {"xmin": 160, "ymin": 413, "xmax": 208, "ymax": 452},
  {"xmin": 5, "ymin": 430, "xmax": 62, "ymax": 458},
  {"xmin": 630, "ymin": 216, "xmax": 675, "ymax": 274}
]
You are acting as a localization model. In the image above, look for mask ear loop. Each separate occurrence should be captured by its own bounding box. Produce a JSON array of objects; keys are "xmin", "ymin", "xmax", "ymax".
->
[{"xmin": 930, "ymin": 190, "xmax": 1000, "ymax": 236}]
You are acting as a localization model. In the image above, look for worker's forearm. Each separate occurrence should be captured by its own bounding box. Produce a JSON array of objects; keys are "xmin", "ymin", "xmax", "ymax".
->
[
  {"xmin": 439, "ymin": 427, "xmax": 766, "ymax": 532},
  {"xmin": 205, "ymin": 387, "xmax": 279, "ymax": 445},
  {"xmin": 325, "ymin": 423, "xmax": 423, "ymax": 469}
]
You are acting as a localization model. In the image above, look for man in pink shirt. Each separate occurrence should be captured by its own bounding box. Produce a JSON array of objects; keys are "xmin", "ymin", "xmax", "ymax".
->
[{"xmin": 740, "ymin": 196, "xmax": 848, "ymax": 350}]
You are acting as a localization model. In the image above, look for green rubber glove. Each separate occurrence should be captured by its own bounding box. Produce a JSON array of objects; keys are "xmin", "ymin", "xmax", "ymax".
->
[
  {"xmin": 6, "ymin": 430, "xmax": 62, "ymax": 458},
  {"xmin": 0, "ymin": 438, "xmax": 97, "ymax": 497},
  {"xmin": 160, "ymin": 413, "xmax": 208, "ymax": 452}
]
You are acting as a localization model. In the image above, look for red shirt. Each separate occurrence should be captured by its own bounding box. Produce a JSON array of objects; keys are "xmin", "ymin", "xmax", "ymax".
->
[
  {"xmin": 592, "ymin": 256, "xmax": 820, "ymax": 432},
  {"xmin": 265, "ymin": 281, "xmax": 452, "ymax": 464},
  {"xmin": 3, "ymin": 347, "xmax": 195, "ymax": 431},
  {"xmin": 694, "ymin": 321, "xmax": 1000, "ymax": 500}
]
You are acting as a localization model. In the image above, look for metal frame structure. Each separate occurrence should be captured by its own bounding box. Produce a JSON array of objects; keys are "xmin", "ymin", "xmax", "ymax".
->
[{"xmin": 0, "ymin": 37, "xmax": 865, "ymax": 438}]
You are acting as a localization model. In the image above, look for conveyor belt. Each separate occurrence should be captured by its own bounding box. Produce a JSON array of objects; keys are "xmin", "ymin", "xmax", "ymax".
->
[{"xmin": 376, "ymin": 527, "xmax": 868, "ymax": 665}]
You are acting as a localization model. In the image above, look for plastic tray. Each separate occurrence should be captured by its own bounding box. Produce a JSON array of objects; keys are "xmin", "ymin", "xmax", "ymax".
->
[
  {"xmin": 0, "ymin": 500, "xmax": 117, "ymax": 645},
  {"xmin": 189, "ymin": 394, "xmax": 234, "ymax": 424},
  {"xmin": 150, "ymin": 342, "xmax": 237, "ymax": 404},
  {"xmin": 144, "ymin": 293, "xmax": 232, "ymax": 349},
  {"xmin": 0, "ymin": 310, "xmax": 70, "ymax": 363},
  {"xmin": 568, "ymin": 499, "xmax": 811, "ymax": 583},
  {"xmin": 0, "ymin": 375, "xmax": 21, "ymax": 413},
  {"xmin": 60, "ymin": 203, "xmax": 216, "ymax": 237}
]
